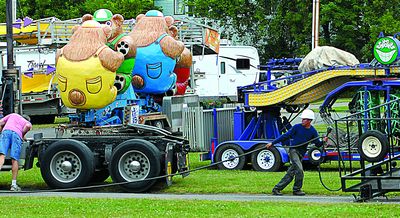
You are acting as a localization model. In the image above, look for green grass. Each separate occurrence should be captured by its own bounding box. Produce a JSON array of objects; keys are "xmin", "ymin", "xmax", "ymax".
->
[
  {"xmin": 32, "ymin": 116, "xmax": 70, "ymax": 130},
  {"xmin": 1, "ymin": 197, "xmax": 399, "ymax": 217},
  {"xmin": 0, "ymin": 153, "xmax": 399, "ymax": 216},
  {"xmin": 313, "ymin": 98, "xmax": 351, "ymax": 105},
  {"xmin": 0, "ymin": 153, "xmax": 364, "ymax": 196}
]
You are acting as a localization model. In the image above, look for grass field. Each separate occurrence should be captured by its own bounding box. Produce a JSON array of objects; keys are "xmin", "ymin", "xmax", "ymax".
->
[
  {"xmin": 1, "ymin": 152, "xmax": 400, "ymax": 217},
  {"xmin": 5, "ymin": 111, "xmax": 398, "ymax": 216},
  {"xmin": 0, "ymin": 197, "xmax": 399, "ymax": 217}
]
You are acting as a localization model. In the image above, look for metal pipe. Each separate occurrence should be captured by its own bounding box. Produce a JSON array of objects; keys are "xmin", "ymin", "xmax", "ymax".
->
[
  {"xmin": 6, "ymin": 0, "xmax": 14, "ymax": 70},
  {"xmin": 312, "ymin": 0, "xmax": 320, "ymax": 49}
]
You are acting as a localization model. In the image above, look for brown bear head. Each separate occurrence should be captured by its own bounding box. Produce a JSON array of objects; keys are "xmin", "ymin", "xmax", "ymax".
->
[
  {"xmin": 82, "ymin": 10, "xmax": 124, "ymax": 42},
  {"xmin": 129, "ymin": 10, "xmax": 174, "ymax": 47},
  {"xmin": 62, "ymin": 20, "xmax": 112, "ymax": 62}
]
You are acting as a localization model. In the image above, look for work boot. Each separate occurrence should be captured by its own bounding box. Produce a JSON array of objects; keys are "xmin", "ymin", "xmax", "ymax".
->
[
  {"xmin": 272, "ymin": 188, "xmax": 283, "ymax": 196},
  {"xmin": 10, "ymin": 184, "xmax": 21, "ymax": 192},
  {"xmin": 293, "ymin": 190, "xmax": 305, "ymax": 196}
]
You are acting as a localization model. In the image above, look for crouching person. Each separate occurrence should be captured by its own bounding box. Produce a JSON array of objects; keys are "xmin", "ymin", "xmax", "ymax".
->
[{"xmin": 0, "ymin": 113, "xmax": 32, "ymax": 191}]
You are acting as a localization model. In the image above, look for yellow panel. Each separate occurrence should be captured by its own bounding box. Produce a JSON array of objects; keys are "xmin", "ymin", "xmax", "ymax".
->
[{"xmin": 21, "ymin": 74, "xmax": 56, "ymax": 93}]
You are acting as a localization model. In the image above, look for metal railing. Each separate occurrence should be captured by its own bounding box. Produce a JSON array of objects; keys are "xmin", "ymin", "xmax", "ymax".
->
[{"xmin": 183, "ymin": 107, "xmax": 235, "ymax": 151}]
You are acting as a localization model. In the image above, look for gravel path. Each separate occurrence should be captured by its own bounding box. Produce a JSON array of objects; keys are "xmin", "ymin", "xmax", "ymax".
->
[{"xmin": 1, "ymin": 191, "xmax": 400, "ymax": 204}]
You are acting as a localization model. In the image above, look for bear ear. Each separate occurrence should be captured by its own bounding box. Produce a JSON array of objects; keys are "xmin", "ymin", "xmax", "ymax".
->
[
  {"xmin": 112, "ymin": 14, "xmax": 124, "ymax": 26},
  {"xmin": 165, "ymin": 16, "xmax": 174, "ymax": 27},
  {"xmin": 169, "ymin": 25, "xmax": 178, "ymax": 39},
  {"xmin": 82, "ymin": 14, "xmax": 93, "ymax": 23},
  {"xmin": 136, "ymin": 14, "xmax": 145, "ymax": 22},
  {"xmin": 102, "ymin": 25, "xmax": 112, "ymax": 39},
  {"xmin": 72, "ymin": 25, "xmax": 80, "ymax": 34}
]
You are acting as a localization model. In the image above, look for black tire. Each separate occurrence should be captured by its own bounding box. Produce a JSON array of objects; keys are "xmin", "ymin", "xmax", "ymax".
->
[
  {"xmin": 307, "ymin": 147, "xmax": 324, "ymax": 165},
  {"xmin": 358, "ymin": 130, "xmax": 389, "ymax": 162},
  {"xmin": 89, "ymin": 169, "xmax": 110, "ymax": 184},
  {"xmin": 40, "ymin": 139, "xmax": 95, "ymax": 189},
  {"xmin": 251, "ymin": 145, "xmax": 282, "ymax": 172},
  {"xmin": 109, "ymin": 139, "xmax": 161, "ymax": 192},
  {"xmin": 214, "ymin": 143, "xmax": 245, "ymax": 170}
]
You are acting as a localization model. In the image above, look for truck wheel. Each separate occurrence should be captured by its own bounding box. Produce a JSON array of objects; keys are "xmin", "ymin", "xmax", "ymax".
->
[
  {"xmin": 152, "ymin": 120, "xmax": 164, "ymax": 129},
  {"xmin": 89, "ymin": 169, "xmax": 110, "ymax": 184},
  {"xmin": 109, "ymin": 139, "xmax": 161, "ymax": 192},
  {"xmin": 215, "ymin": 143, "xmax": 245, "ymax": 170},
  {"xmin": 251, "ymin": 145, "xmax": 282, "ymax": 172},
  {"xmin": 40, "ymin": 139, "xmax": 94, "ymax": 189},
  {"xmin": 358, "ymin": 130, "xmax": 389, "ymax": 162}
]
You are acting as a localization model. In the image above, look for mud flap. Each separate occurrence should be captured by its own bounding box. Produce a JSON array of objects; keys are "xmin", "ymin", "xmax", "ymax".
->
[
  {"xmin": 178, "ymin": 151, "xmax": 189, "ymax": 178},
  {"xmin": 165, "ymin": 143, "xmax": 174, "ymax": 186}
]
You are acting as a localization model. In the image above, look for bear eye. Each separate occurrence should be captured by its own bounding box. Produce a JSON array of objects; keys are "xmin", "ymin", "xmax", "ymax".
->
[{"xmin": 106, "ymin": 21, "xmax": 112, "ymax": 26}]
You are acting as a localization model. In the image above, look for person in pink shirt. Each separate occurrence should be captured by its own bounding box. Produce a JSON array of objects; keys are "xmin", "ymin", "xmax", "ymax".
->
[{"xmin": 0, "ymin": 113, "xmax": 32, "ymax": 191}]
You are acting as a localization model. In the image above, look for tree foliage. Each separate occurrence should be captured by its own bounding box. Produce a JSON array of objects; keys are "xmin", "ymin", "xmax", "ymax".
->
[
  {"xmin": 0, "ymin": 0, "xmax": 157, "ymax": 21},
  {"xmin": 187, "ymin": 0, "xmax": 400, "ymax": 63},
  {"xmin": 1, "ymin": 0, "xmax": 400, "ymax": 63}
]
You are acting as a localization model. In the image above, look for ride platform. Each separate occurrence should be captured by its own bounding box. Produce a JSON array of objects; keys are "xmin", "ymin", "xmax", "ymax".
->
[
  {"xmin": 239, "ymin": 66, "xmax": 400, "ymax": 107},
  {"xmin": 341, "ymin": 154, "xmax": 400, "ymax": 198}
]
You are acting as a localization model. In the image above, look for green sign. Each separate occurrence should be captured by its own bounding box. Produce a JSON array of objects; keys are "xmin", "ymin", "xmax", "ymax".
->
[{"xmin": 373, "ymin": 37, "xmax": 399, "ymax": 65}]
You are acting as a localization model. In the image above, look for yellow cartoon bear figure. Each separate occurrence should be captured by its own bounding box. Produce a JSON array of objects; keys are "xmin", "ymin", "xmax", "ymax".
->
[{"xmin": 56, "ymin": 19, "xmax": 124, "ymax": 109}]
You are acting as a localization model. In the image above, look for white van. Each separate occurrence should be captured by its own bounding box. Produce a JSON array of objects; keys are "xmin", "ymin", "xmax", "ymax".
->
[{"xmin": 192, "ymin": 45, "xmax": 260, "ymax": 100}]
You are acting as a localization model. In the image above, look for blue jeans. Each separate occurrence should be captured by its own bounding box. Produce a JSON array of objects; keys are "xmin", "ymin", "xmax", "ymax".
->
[
  {"xmin": 0, "ymin": 130, "xmax": 22, "ymax": 161},
  {"xmin": 274, "ymin": 148, "xmax": 304, "ymax": 192}
]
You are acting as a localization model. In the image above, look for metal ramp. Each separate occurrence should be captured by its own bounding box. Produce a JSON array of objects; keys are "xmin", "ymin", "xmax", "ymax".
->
[
  {"xmin": 239, "ymin": 65, "xmax": 400, "ymax": 107},
  {"xmin": 332, "ymin": 97, "xmax": 400, "ymax": 199},
  {"xmin": 342, "ymin": 156, "xmax": 400, "ymax": 197}
]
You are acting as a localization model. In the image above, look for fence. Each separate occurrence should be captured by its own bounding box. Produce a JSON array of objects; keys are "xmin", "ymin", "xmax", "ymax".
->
[{"xmin": 183, "ymin": 107, "xmax": 236, "ymax": 152}]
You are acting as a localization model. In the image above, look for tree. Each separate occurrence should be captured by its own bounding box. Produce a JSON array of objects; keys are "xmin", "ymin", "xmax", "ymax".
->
[
  {"xmin": 187, "ymin": 0, "xmax": 400, "ymax": 62},
  {"xmin": 0, "ymin": 0, "xmax": 157, "ymax": 21},
  {"xmin": 186, "ymin": 0, "xmax": 312, "ymax": 62},
  {"xmin": 319, "ymin": 0, "xmax": 400, "ymax": 62}
]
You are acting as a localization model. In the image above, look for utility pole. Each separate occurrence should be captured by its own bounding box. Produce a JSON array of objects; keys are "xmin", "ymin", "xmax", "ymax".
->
[
  {"xmin": 6, "ymin": 0, "xmax": 14, "ymax": 70},
  {"xmin": 2, "ymin": 0, "xmax": 21, "ymax": 115},
  {"xmin": 312, "ymin": 0, "xmax": 320, "ymax": 49}
]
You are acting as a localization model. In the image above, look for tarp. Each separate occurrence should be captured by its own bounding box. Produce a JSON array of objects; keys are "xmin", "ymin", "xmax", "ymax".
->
[{"xmin": 298, "ymin": 46, "xmax": 360, "ymax": 73}]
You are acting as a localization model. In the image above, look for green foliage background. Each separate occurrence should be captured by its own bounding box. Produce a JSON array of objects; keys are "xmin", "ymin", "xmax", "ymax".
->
[
  {"xmin": 186, "ymin": 0, "xmax": 400, "ymax": 62},
  {"xmin": 0, "ymin": 0, "xmax": 158, "ymax": 22},
  {"xmin": 2, "ymin": 0, "xmax": 400, "ymax": 63}
]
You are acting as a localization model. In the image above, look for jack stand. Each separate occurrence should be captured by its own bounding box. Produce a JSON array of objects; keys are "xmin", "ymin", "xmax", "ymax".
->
[{"xmin": 352, "ymin": 184, "xmax": 373, "ymax": 202}]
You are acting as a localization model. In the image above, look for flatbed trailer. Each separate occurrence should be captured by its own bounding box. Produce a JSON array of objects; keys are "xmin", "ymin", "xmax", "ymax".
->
[{"xmin": 6, "ymin": 124, "xmax": 189, "ymax": 192}]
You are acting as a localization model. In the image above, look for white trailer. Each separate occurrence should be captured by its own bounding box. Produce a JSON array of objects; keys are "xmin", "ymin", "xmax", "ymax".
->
[{"xmin": 192, "ymin": 45, "xmax": 260, "ymax": 100}]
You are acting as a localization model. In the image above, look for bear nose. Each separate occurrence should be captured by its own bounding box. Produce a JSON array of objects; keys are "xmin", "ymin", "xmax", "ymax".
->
[
  {"xmin": 69, "ymin": 89, "xmax": 86, "ymax": 106},
  {"xmin": 132, "ymin": 75, "xmax": 144, "ymax": 89}
]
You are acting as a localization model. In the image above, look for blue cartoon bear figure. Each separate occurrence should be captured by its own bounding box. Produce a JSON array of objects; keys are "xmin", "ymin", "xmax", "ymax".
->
[{"xmin": 128, "ymin": 10, "xmax": 185, "ymax": 95}]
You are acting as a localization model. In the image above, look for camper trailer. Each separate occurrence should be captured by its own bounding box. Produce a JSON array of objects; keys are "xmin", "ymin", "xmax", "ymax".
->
[
  {"xmin": 192, "ymin": 45, "xmax": 260, "ymax": 100},
  {"xmin": 0, "ymin": 47, "xmax": 73, "ymax": 123}
]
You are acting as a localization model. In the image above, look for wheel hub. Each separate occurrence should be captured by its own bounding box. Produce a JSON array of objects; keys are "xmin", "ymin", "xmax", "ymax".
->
[
  {"xmin": 362, "ymin": 136, "xmax": 382, "ymax": 157},
  {"xmin": 119, "ymin": 150, "xmax": 150, "ymax": 181},
  {"xmin": 50, "ymin": 151, "xmax": 82, "ymax": 183},
  {"xmin": 60, "ymin": 161, "xmax": 73, "ymax": 172},
  {"xmin": 258, "ymin": 150, "xmax": 275, "ymax": 170},
  {"xmin": 221, "ymin": 149, "xmax": 239, "ymax": 169},
  {"xmin": 129, "ymin": 160, "xmax": 141, "ymax": 173}
]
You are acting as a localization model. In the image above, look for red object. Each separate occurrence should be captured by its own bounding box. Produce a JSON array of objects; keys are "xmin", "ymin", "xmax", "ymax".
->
[{"xmin": 174, "ymin": 67, "xmax": 190, "ymax": 95}]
